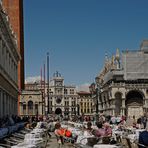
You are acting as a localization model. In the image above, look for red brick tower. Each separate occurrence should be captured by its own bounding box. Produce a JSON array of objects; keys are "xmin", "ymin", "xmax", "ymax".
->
[{"xmin": 2, "ymin": 0, "xmax": 25, "ymax": 114}]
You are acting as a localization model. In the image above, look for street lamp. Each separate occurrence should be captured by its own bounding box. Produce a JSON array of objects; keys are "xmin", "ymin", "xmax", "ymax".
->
[
  {"xmin": 95, "ymin": 88, "xmax": 99, "ymax": 115},
  {"xmin": 77, "ymin": 104, "xmax": 80, "ymax": 116},
  {"xmin": 89, "ymin": 83, "xmax": 99, "ymax": 116}
]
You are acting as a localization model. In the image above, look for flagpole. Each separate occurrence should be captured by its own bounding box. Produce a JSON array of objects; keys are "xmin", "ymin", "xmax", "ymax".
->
[
  {"xmin": 41, "ymin": 67, "xmax": 44, "ymax": 115},
  {"xmin": 44, "ymin": 62, "xmax": 46, "ymax": 116},
  {"xmin": 47, "ymin": 52, "xmax": 50, "ymax": 114}
]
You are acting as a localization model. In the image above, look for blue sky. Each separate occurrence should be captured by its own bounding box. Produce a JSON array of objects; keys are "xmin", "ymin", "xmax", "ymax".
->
[{"xmin": 24, "ymin": 0, "xmax": 148, "ymax": 86}]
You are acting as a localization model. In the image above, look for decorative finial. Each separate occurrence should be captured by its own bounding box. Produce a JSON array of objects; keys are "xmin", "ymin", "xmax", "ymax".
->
[
  {"xmin": 115, "ymin": 48, "xmax": 120, "ymax": 60},
  {"xmin": 105, "ymin": 51, "xmax": 109, "ymax": 62}
]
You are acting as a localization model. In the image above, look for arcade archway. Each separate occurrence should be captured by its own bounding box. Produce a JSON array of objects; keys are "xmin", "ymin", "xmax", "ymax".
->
[
  {"xmin": 126, "ymin": 90, "xmax": 144, "ymax": 118},
  {"xmin": 55, "ymin": 108, "xmax": 62, "ymax": 115}
]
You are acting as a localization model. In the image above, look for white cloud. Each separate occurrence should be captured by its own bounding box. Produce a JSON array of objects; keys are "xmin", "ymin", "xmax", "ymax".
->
[
  {"xmin": 25, "ymin": 76, "xmax": 41, "ymax": 84},
  {"xmin": 76, "ymin": 83, "xmax": 90, "ymax": 92}
]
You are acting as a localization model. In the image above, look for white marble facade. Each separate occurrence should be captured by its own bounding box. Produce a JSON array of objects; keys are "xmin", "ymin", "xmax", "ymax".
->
[
  {"xmin": 96, "ymin": 42, "xmax": 148, "ymax": 119},
  {"xmin": 20, "ymin": 90, "xmax": 43, "ymax": 116}
]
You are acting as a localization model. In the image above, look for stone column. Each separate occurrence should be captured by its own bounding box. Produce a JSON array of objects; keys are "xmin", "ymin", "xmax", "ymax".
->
[
  {"xmin": 14, "ymin": 99, "xmax": 16, "ymax": 115},
  {"xmin": 32, "ymin": 103, "xmax": 35, "ymax": 116},
  {"xmin": 121, "ymin": 98, "xmax": 125, "ymax": 116},
  {"xmin": 0, "ymin": 39, "xmax": 2, "ymax": 65},
  {"xmin": 7, "ymin": 95, "xmax": 9, "ymax": 115},
  {"xmin": 13, "ymin": 98, "xmax": 15, "ymax": 115},
  {"xmin": 26, "ymin": 102, "xmax": 28, "ymax": 116},
  {"xmin": 69, "ymin": 97, "xmax": 72, "ymax": 117},
  {"xmin": 0, "ymin": 90, "xmax": 2, "ymax": 117},
  {"xmin": 3, "ymin": 92, "xmax": 6, "ymax": 116},
  {"xmin": 112, "ymin": 109, "xmax": 115, "ymax": 116}
]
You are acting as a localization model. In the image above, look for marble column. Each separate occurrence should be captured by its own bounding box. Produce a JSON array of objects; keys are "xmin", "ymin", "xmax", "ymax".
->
[
  {"xmin": 0, "ymin": 90, "xmax": 2, "ymax": 117},
  {"xmin": 112, "ymin": 109, "xmax": 115, "ymax": 116},
  {"xmin": 3, "ymin": 92, "xmax": 6, "ymax": 116},
  {"xmin": 69, "ymin": 97, "xmax": 72, "ymax": 116},
  {"xmin": 26, "ymin": 102, "xmax": 28, "ymax": 116}
]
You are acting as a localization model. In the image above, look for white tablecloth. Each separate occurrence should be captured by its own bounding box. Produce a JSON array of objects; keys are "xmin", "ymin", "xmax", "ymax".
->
[
  {"xmin": 76, "ymin": 135, "xmax": 94, "ymax": 145},
  {"xmin": 127, "ymin": 134, "xmax": 137, "ymax": 143},
  {"xmin": 93, "ymin": 144, "xmax": 119, "ymax": 148}
]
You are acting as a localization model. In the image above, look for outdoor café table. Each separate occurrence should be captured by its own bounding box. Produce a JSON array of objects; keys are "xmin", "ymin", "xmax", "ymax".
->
[
  {"xmin": 113, "ymin": 130, "xmax": 123, "ymax": 136},
  {"xmin": 68, "ymin": 127, "xmax": 82, "ymax": 136},
  {"xmin": 93, "ymin": 144, "xmax": 119, "ymax": 148},
  {"xmin": 76, "ymin": 134, "xmax": 94, "ymax": 145},
  {"xmin": 127, "ymin": 134, "xmax": 137, "ymax": 142},
  {"xmin": 134, "ymin": 129, "xmax": 145, "ymax": 137},
  {"xmin": 112, "ymin": 130, "xmax": 124, "ymax": 141},
  {"xmin": 127, "ymin": 129, "xmax": 146, "ymax": 142}
]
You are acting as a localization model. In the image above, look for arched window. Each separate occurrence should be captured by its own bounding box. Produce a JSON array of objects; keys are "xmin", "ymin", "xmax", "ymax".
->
[
  {"xmin": 23, "ymin": 104, "xmax": 26, "ymax": 115},
  {"xmin": 28, "ymin": 100, "xmax": 33, "ymax": 115},
  {"xmin": 35, "ymin": 104, "xmax": 38, "ymax": 115}
]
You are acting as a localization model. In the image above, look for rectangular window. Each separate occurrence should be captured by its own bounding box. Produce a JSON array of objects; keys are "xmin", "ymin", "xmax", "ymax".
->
[{"xmin": 64, "ymin": 89, "xmax": 68, "ymax": 94}]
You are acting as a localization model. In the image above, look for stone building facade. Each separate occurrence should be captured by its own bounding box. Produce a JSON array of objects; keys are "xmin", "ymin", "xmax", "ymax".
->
[
  {"xmin": 19, "ymin": 84, "xmax": 43, "ymax": 117},
  {"xmin": 20, "ymin": 72, "xmax": 78, "ymax": 117},
  {"xmin": 0, "ymin": 3, "xmax": 20, "ymax": 117},
  {"xmin": 77, "ymin": 91, "xmax": 94, "ymax": 116},
  {"xmin": 96, "ymin": 40, "xmax": 148, "ymax": 118},
  {"xmin": 46, "ymin": 72, "xmax": 78, "ymax": 117},
  {"xmin": 2, "ymin": 0, "xmax": 25, "ymax": 115}
]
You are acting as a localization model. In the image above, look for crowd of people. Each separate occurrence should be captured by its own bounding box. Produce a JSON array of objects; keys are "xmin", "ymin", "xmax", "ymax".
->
[
  {"xmin": 1, "ymin": 112, "xmax": 148, "ymax": 147},
  {"xmin": 52, "ymin": 112, "xmax": 148, "ymax": 147}
]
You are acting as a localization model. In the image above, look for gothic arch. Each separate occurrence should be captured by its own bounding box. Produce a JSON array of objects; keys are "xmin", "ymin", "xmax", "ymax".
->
[
  {"xmin": 125, "ymin": 90, "xmax": 144, "ymax": 118},
  {"xmin": 28, "ymin": 100, "xmax": 33, "ymax": 115},
  {"xmin": 114, "ymin": 91, "xmax": 123, "ymax": 98},
  {"xmin": 126, "ymin": 90, "xmax": 144, "ymax": 106}
]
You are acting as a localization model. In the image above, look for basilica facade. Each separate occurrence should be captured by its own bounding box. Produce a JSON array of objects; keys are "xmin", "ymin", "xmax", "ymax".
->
[{"xmin": 96, "ymin": 40, "xmax": 148, "ymax": 118}]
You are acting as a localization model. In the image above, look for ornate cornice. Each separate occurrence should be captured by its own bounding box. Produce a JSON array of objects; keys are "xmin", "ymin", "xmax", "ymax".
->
[{"xmin": 0, "ymin": 6, "xmax": 21, "ymax": 62}]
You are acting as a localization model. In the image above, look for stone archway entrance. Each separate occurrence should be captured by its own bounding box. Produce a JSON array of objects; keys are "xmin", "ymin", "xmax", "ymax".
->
[
  {"xmin": 126, "ymin": 90, "xmax": 143, "ymax": 118},
  {"xmin": 55, "ymin": 108, "xmax": 62, "ymax": 115}
]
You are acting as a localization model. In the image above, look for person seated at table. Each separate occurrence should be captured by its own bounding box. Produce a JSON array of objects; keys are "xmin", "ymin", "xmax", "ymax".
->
[
  {"xmin": 54, "ymin": 122, "xmax": 65, "ymax": 144},
  {"xmin": 103, "ymin": 122, "xmax": 112, "ymax": 137},
  {"xmin": 118, "ymin": 119, "xmax": 126, "ymax": 130},
  {"xmin": 86, "ymin": 122, "xmax": 93, "ymax": 134},
  {"xmin": 138, "ymin": 123, "xmax": 148, "ymax": 148},
  {"xmin": 92, "ymin": 122, "xmax": 105, "ymax": 138},
  {"xmin": 54, "ymin": 122, "xmax": 72, "ymax": 137}
]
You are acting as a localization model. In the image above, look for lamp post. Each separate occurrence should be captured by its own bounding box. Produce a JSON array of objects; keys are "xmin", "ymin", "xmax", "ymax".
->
[
  {"xmin": 96, "ymin": 88, "xmax": 99, "ymax": 115},
  {"xmin": 95, "ymin": 77, "xmax": 101, "ymax": 120},
  {"xmin": 77, "ymin": 104, "xmax": 80, "ymax": 116},
  {"xmin": 89, "ymin": 83, "xmax": 99, "ymax": 120}
]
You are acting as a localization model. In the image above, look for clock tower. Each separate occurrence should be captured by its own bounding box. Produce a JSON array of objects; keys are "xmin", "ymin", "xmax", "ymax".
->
[{"xmin": 48, "ymin": 71, "xmax": 78, "ymax": 117}]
